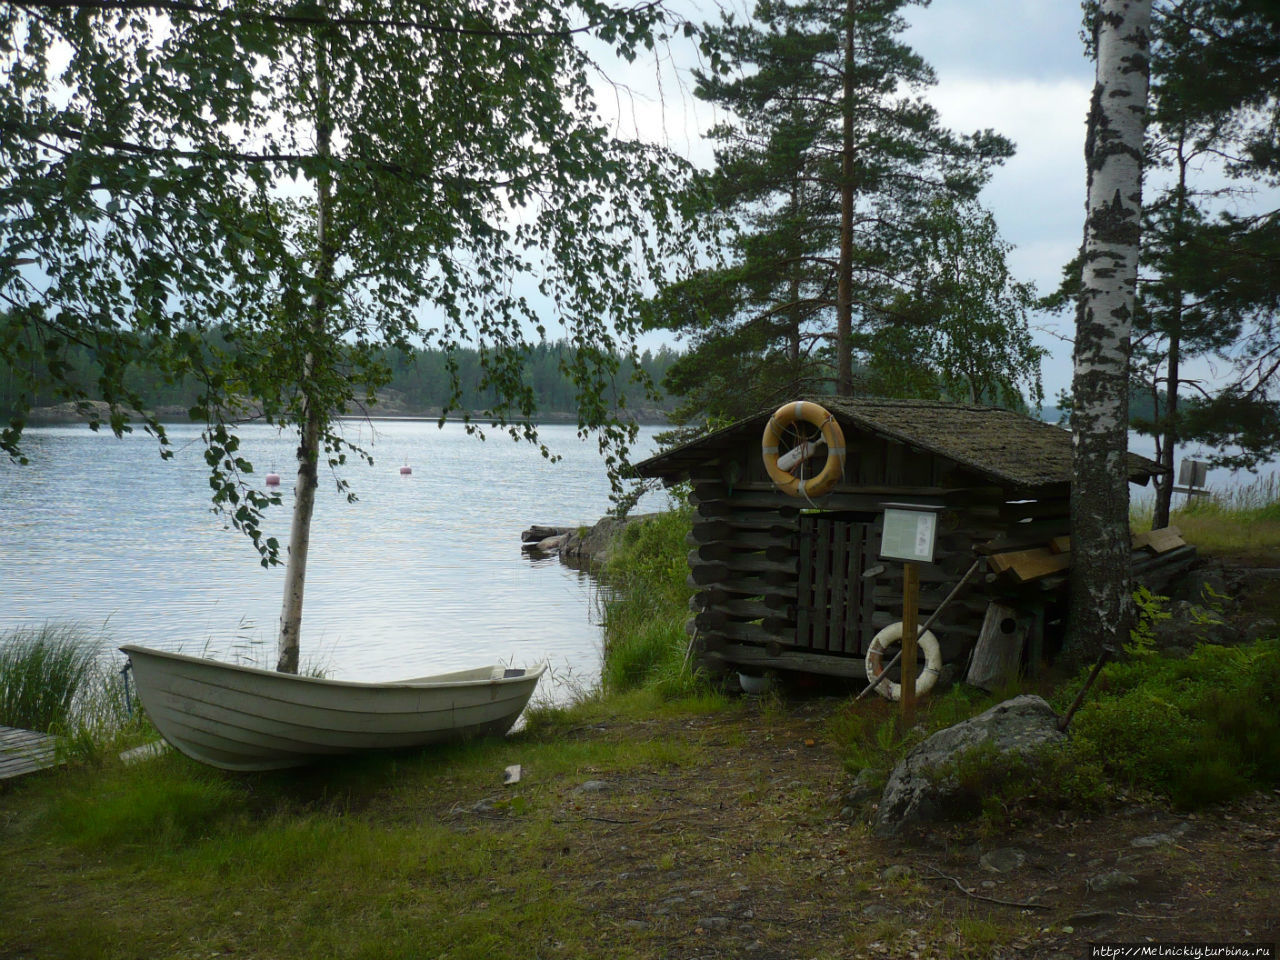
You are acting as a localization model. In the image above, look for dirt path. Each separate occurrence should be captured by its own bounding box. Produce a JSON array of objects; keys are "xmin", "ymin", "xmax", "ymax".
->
[{"xmin": 478, "ymin": 701, "xmax": 1279, "ymax": 958}]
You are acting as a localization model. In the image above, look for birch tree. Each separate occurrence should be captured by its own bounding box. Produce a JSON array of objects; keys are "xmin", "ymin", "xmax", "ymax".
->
[
  {"xmin": 1048, "ymin": 0, "xmax": 1279, "ymax": 532},
  {"xmin": 1069, "ymin": 0, "xmax": 1154, "ymax": 660},
  {"xmin": 0, "ymin": 0, "xmax": 705, "ymax": 672}
]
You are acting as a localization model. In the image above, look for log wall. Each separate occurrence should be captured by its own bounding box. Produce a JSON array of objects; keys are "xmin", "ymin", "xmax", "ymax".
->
[{"xmin": 683, "ymin": 435, "xmax": 1074, "ymax": 678}]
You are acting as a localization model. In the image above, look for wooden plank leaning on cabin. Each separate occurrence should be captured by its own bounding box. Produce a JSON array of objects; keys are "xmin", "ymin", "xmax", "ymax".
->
[
  {"xmin": 966, "ymin": 603, "xmax": 1027, "ymax": 691},
  {"xmin": 991, "ymin": 527, "xmax": 1189, "ymax": 584},
  {"xmin": 988, "ymin": 547, "xmax": 1072, "ymax": 582},
  {"xmin": 1046, "ymin": 525, "xmax": 1184, "ymax": 557}
]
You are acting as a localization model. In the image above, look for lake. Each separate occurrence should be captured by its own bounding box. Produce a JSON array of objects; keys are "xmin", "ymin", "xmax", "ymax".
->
[
  {"xmin": 6, "ymin": 416, "xmax": 1273, "ymax": 704},
  {"xmin": 1, "ymin": 420, "xmax": 667, "ymax": 702}
]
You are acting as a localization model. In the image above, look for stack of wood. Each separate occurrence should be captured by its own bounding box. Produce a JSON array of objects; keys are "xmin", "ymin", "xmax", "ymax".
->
[
  {"xmin": 961, "ymin": 525, "xmax": 1196, "ymax": 691},
  {"xmin": 985, "ymin": 524, "xmax": 1195, "ymax": 593}
]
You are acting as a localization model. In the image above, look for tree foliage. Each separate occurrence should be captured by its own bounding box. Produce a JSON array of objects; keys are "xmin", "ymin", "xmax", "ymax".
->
[
  {"xmin": 651, "ymin": 0, "xmax": 1040, "ymax": 431},
  {"xmin": 1, "ymin": 0, "xmax": 706, "ymax": 558},
  {"xmin": 0, "ymin": 330, "xmax": 683, "ymax": 421},
  {"xmin": 1052, "ymin": 2, "xmax": 1279, "ymax": 529},
  {"xmin": 1139, "ymin": 0, "xmax": 1280, "ymax": 494}
]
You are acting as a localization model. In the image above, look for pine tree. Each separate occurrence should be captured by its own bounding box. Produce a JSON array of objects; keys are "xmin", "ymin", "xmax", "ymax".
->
[
  {"xmin": 1122, "ymin": 0, "xmax": 1280, "ymax": 528},
  {"xmin": 654, "ymin": 0, "xmax": 1038, "ymax": 428}
]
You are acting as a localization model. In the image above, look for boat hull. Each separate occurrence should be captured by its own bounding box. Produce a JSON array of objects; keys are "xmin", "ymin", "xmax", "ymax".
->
[{"xmin": 120, "ymin": 644, "xmax": 546, "ymax": 771}]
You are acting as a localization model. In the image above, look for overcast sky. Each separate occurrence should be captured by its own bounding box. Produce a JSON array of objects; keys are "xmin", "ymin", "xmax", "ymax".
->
[{"xmin": 903, "ymin": 0, "xmax": 1094, "ymax": 402}]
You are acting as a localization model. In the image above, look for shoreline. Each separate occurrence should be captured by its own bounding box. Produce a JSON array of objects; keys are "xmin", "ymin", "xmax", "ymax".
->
[{"xmin": 17, "ymin": 400, "xmax": 673, "ymax": 429}]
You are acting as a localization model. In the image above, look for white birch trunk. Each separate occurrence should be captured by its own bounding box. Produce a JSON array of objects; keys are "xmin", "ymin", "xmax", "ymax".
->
[
  {"xmin": 1069, "ymin": 0, "xmax": 1152, "ymax": 660},
  {"xmin": 277, "ymin": 19, "xmax": 333, "ymax": 674}
]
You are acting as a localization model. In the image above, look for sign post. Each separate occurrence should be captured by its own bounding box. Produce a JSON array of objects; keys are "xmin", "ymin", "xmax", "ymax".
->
[
  {"xmin": 879, "ymin": 504, "xmax": 943, "ymax": 728},
  {"xmin": 1174, "ymin": 459, "xmax": 1209, "ymax": 501},
  {"xmin": 900, "ymin": 561, "xmax": 920, "ymax": 726}
]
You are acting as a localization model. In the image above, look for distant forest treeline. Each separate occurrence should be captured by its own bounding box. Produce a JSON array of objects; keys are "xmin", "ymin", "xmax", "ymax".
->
[{"xmin": 0, "ymin": 335, "xmax": 683, "ymax": 422}]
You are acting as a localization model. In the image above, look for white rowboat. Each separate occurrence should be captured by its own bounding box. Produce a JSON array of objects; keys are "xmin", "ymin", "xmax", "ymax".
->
[{"xmin": 120, "ymin": 644, "xmax": 546, "ymax": 772}]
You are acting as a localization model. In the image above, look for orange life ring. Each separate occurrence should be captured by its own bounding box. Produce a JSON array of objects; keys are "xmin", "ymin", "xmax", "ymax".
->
[{"xmin": 761, "ymin": 401, "xmax": 846, "ymax": 498}]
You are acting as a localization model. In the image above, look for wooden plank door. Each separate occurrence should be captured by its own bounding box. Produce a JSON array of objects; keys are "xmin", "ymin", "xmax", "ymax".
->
[{"xmin": 795, "ymin": 515, "xmax": 874, "ymax": 655}]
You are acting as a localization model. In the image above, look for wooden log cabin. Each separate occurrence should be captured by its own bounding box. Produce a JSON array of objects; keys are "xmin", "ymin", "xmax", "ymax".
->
[{"xmin": 633, "ymin": 397, "xmax": 1178, "ymax": 683}]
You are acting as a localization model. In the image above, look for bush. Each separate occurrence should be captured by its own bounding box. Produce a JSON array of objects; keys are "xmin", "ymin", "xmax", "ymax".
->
[
  {"xmin": 942, "ymin": 740, "xmax": 1112, "ymax": 827},
  {"xmin": 1061, "ymin": 638, "xmax": 1280, "ymax": 808}
]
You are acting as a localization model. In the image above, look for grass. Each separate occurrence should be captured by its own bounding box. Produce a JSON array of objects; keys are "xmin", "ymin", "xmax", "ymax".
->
[
  {"xmin": 1, "ymin": 700, "xmax": 719, "ymax": 960},
  {"xmin": 1134, "ymin": 472, "xmax": 1280, "ymax": 559},
  {"xmin": 4, "ymin": 497, "xmax": 1280, "ymax": 958},
  {"xmin": 0, "ymin": 622, "xmax": 154, "ymax": 763},
  {"xmin": 596, "ymin": 500, "xmax": 700, "ymax": 697},
  {"xmin": 0, "ymin": 622, "xmax": 105, "ymax": 734}
]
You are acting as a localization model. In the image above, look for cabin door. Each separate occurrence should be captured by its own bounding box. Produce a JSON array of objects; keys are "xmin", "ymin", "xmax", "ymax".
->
[{"xmin": 795, "ymin": 514, "xmax": 875, "ymax": 656}]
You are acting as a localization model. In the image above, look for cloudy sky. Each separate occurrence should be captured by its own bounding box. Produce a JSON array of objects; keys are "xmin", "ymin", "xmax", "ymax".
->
[
  {"xmin": 903, "ymin": 0, "xmax": 1095, "ymax": 401},
  {"xmin": 609, "ymin": 0, "xmax": 1103, "ymax": 403}
]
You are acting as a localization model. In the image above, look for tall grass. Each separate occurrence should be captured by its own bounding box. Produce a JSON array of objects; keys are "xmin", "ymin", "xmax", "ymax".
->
[
  {"xmin": 597, "ymin": 502, "xmax": 700, "ymax": 696},
  {"xmin": 1134, "ymin": 473, "xmax": 1280, "ymax": 558},
  {"xmin": 0, "ymin": 622, "xmax": 145, "ymax": 760},
  {"xmin": 0, "ymin": 622, "xmax": 100, "ymax": 732}
]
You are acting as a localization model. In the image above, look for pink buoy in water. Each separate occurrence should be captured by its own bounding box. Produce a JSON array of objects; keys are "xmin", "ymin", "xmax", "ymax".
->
[
  {"xmin": 399, "ymin": 465, "xmax": 412, "ymax": 476},
  {"xmin": 265, "ymin": 472, "xmax": 281, "ymax": 486}
]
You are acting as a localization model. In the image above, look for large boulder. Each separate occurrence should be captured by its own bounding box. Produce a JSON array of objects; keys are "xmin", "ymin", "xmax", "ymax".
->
[{"xmin": 873, "ymin": 694, "xmax": 1065, "ymax": 837}]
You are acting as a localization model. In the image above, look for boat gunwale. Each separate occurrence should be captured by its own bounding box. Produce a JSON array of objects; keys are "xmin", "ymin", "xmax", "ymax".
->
[{"xmin": 119, "ymin": 644, "xmax": 548, "ymax": 691}]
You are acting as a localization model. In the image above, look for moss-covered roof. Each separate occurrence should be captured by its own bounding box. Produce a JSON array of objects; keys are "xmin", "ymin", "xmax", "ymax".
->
[{"xmin": 635, "ymin": 397, "xmax": 1165, "ymax": 492}]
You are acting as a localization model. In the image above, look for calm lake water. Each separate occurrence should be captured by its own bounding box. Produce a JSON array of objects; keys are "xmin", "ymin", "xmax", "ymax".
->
[
  {"xmin": 5, "ymin": 416, "xmax": 1273, "ymax": 705},
  {"xmin": 1, "ymin": 420, "xmax": 666, "ymax": 702}
]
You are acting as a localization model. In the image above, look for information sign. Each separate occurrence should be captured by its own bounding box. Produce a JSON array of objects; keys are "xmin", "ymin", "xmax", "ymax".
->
[{"xmin": 879, "ymin": 504, "xmax": 941, "ymax": 564}]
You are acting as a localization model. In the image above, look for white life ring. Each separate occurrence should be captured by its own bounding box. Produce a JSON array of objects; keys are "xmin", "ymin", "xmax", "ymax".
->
[
  {"xmin": 761, "ymin": 400, "xmax": 846, "ymax": 498},
  {"xmin": 865, "ymin": 622, "xmax": 943, "ymax": 701}
]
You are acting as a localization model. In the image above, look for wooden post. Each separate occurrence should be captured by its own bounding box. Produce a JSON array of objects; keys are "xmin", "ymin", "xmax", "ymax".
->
[{"xmin": 901, "ymin": 561, "xmax": 919, "ymax": 727}]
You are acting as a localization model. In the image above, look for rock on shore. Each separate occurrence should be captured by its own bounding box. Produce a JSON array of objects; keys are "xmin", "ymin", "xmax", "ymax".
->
[
  {"xmin": 521, "ymin": 514, "xmax": 656, "ymax": 567},
  {"xmin": 873, "ymin": 694, "xmax": 1066, "ymax": 837}
]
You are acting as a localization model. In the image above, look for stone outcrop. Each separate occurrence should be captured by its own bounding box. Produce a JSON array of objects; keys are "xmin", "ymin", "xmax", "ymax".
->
[
  {"xmin": 873, "ymin": 694, "xmax": 1065, "ymax": 837},
  {"xmin": 521, "ymin": 514, "xmax": 657, "ymax": 567}
]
